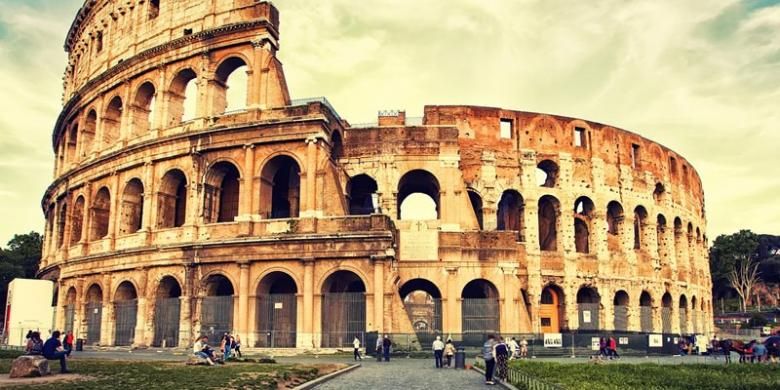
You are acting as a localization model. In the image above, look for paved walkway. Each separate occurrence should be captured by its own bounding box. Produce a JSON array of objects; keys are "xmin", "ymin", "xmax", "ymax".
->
[{"xmin": 312, "ymin": 358, "xmax": 486, "ymax": 389}]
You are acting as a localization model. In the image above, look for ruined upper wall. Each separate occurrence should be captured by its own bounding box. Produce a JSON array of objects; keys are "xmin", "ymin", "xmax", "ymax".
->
[{"xmin": 63, "ymin": 0, "xmax": 279, "ymax": 100}]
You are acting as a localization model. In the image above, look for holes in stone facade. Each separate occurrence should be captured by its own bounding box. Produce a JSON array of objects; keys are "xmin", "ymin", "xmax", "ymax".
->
[
  {"xmin": 467, "ymin": 188, "xmax": 484, "ymax": 230},
  {"xmin": 497, "ymin": 190, "xmax": 524, "ymax": 241},
  {"xmin": 347, "ymin": 174, "xmax": 378, "ymax": 215},
  {"xmin": 538, "ymin": 195, "xmax": 560, "ymax": 251},
  {"xmin": 103, "ymin": 96, "xmax": 123, "ymax": 147},
  {"xmin": 203, "ymin": 162, "xmax": 241, "ymax": 223},
  {"xmin": 536, "ymin": 160, "xmax": 558, "ymax": 187},
  {"xmin": 119, "ymin": 179, "xmax": 144, "ymax": 235},
  {"xmin": 260, "ymin": 155, "xmax": 301, "ymax": 219},
  {"xmin": 70, "ymin": 196, "xmax": 84, "ymax": 245},
  {"xmin": 574, "ymin": 196, "xmax": 594, "ymax": 254},
  {"xmin": 132, "ymin": 82, "xmax": 156, "ymax": 136},
  {"xmin": 90, "ymin": 187, "xmax": 111, "ymax": 240},
  {"xmin": 169, "ymin": 69, "xmax": 198, "ymax": 124},
  {"xmin": 398, "ymin": 169, "xmax": 440, "ymax": 220},
  {"xmin": 215, "ymin": 57, "xmax": 248, "ymax": 114},
  {"xmin": 158, "ymin": 169, "xmax": 187, "ymax": 228},
  {"xmin": 633, "ymin": 206, "xmax": 648, "ymax": 250}
]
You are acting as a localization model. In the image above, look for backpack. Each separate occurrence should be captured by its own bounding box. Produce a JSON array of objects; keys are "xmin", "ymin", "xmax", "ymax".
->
[{"xmin": 29, "ymin": 339, "xmax": 44, "ymax": 355}]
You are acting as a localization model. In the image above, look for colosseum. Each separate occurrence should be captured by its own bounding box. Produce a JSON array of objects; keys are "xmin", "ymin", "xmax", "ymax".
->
[{"xmin": 40, "ymin": 1, "xmax": 712, "ymax": 350}]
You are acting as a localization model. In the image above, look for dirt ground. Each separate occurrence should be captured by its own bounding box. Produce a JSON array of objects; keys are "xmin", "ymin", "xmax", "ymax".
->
[{"xmin": 0, "ymin": 373, "xmax": 91, "ymax": 386}]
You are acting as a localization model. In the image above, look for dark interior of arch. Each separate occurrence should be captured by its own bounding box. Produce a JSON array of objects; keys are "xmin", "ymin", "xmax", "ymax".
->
[
  {"xmin": 613, "ymin": 291, "xmax": 629, "ymax": 306},
  {"xmin": 541, "ymin": 285, "xmax": 563, "ymax": 305},
  {"xmin": 640, "ymin": 291, "xmax": 652, "ymax": 306},
  {"xmin": 91, "ymin": 187, "xmax": 111, "ymax": 239},
  {"xmin": 467, "ymin": 190, "xmax": 484, "ymax": 230},
  {"xmin": 399, "ymin": 278, "xmax": 442, "ymax": 299},
  {"xmin": 347, "ymin": 174, "xmax": 378, "ymax": 215},
  {"xmin": 662, "ymin": 293, "xmax": 672, "ymax": 307},
  {"xmin": 538, "ymin": 196, "xmax": 558, "ymax": 251},
  {"xmin": 497, "ymin": 190, "xmax": 524, "ymax": 235},
  {"xmin": 157, "ymin": 276, "xmax": 182, "ymax": 298},
  {"xmin": 257, "ymin": 272, "xmax": 298, "ymax": 295},
  {"xmin": 86, "ymin": 285, "xmax": 103, "ymax": 303},
  {"xmin": 397, "ymin": 169, "xmax": 440, "ymax": 219},
  {"xmin": 461, "ymin": 279, "xmax": 498, "ymax": 299},
  {"xmin": 115, "ymin": 282, "xmax": 138, "ymax": 301},
  {"xmin": 323, "ymin": 270, "xmax": 365, "ymax": 293},
  {"xmin": 576, "ymin": 287, "xmax": 599, "ymax": 304},
  {"xmin": 262, "ymin": 155, "xmax": 300, "ymax": 219},
  {"xmin": 120, "ymin": 179, "xmax": 144, "ymax": 235},
  {"xmin": 331, "ymin": 131, "xmax": 343, "ymax": 160},
  {"xmin": 607, "ymin": 201, "xmax": 624, "ymax": 235},
  {"xmin": 204, "ymin": 162, "xmax": 240, "ymax": 223},
  {"xmin": 537, "ymin": 160, "xmax": 559, "ymax": 188},
  {"xmin": 205, "ymin": 275, "xmax": 234, "ymax": 296},
  {"xmin": 574, "ymin": 196, "xmax": 593, "ymax": 254},
  {"xmin": 159, "ymin": 170, "xmax": 187, "ymax": 228}
]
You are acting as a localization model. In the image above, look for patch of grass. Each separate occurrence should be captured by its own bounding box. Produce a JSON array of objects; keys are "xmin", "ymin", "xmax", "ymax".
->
[
  {"xmin": 0, "ymin": 350, "xmax": 24, "ymax": 360},
  {"xmin": 507, "ymin": 361, "xmax": 780, "ymax": 390},
  {"xmin": 0, "ymin": 358, "xmax": 323, "ymax": 390}
]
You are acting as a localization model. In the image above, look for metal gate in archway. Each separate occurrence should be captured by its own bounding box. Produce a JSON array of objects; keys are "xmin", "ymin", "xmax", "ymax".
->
[
  {"xmin": 153, "ymin": 297, "xmax": 180, "ymax": 347},
  {"xmin": 462, "ymin": 298, "xmax": 499, "ymax": 335},
  {"xmin": 114, "ymin": 299, "xmax": 138, "ymax": 346},
  {"xmin": 613, "ymin": 305, "xmax": 628, "ymax": 331},
  {"xmin": 661, "ymin": 307, "xmax": 672, "ymax": 333},
  {"xmin": 321, "ymin": 292, "xmax": 365, "ymax": 348},
  {"xmin": 200, "ymin": 296, "xmax": 234, "ymax": 345},
  {"xmin": 86, "ymin": 302, "xmax": 102, "ymax": 344},
  {"xmin": 403, "ymin": 298, "xmax": 442, "ymax": 346},
  {"xmin": 255, "ymin": 293, "xmax": 297, "ymax": 347},
  {"xmin": 640, "ymin": 306, "xmax": 653, "ymax": 332},
  {"xmin": 64, "ymin": 305, "xmax": 75, "ymax": 333},
  {"xmin": 679, "ymin": 308, "xmax": 688, "ymax": 334}
]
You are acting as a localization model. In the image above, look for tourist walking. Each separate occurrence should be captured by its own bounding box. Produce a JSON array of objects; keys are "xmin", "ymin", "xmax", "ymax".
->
[
  {"xmin": 63, "ymin": 331, "xmax": 74, "ymax": 354},
  {"xmin": 509, "ymin": 337, "xmax": 519, "ymax": 360},
  {"xmin": 382, "ymin": 335, "xmax": 392, "ymax": 362},
  {"xmin": 494, "ymin": 336, "xmax": 509, "ymax": 381},
  {"xmin": 608, "ymin": 336, "xmax": 619, "ymax": 359},
  {"xmin": 599, "ymin": 337, "xmax": 608, "ymax": 359},
  {"xmin": 353, "ymin": 336, "xmax": 363, "ymax": 361},
  {"xmin": 375, "ymin": 336, "xmax": 383, "ymax": 362},
  {"xmin": 220, "ymin": 332, "xmax": 232, "ymax": 361},
  {"xmin": 42, "ymin": 331, "xmax": 71, "ymax": 374},
  {"xmin": 482, "ymin": 334, "xmax": 496, "ymax": 385},
  {"xmin": 520, "ymin": 338, "xmax": 528, "ymax": 359},
  {"xmin": 233, "ymin": 334, "xmax": 242, "ymax": 358},
  {"xmin": 432, "ymin": 336, "xmax": 445, "ymax": 368},
  {"xmin": 444, "ymin": 339, "xmax": 456, "ymax": 367}
]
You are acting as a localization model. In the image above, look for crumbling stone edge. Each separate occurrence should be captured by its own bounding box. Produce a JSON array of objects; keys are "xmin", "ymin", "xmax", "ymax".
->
[{"xmin": 291, "ymin": 363, "xmax": 361, "ymax": 390}]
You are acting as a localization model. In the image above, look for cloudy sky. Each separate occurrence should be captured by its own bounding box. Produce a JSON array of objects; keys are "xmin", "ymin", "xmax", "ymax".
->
[{"xmin": 0, "ymin": 0, "xmax": 778, "ymax": 246}]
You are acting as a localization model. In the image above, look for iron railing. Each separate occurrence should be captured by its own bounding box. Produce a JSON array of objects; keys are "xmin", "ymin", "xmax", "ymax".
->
[
  {"xmin": 255, "ymin": 293, "xmax": 297, "ymax": 347},
  {"xmin": 577, "ymin": 303, "xmax": 600, "ymax": 331},
  {"xmin": 613, "ymin": 305, "xmax": 628, "ymax": 331},
  {"xmin": 321, "ymin": 292, "xmax": 365, "ymax": 348},
  {"xmin": 153, "ymin": 297, "xmax": 181, "ymax": 347},
  {"xmin": 462, "ymin": 298, "xmax": 499, "ymax": 335},
  {"xmin": 200, "ymin": 296, "xmax": 234, "ymax": 345},
  {"xmin": 114, "ymin": 299, "xmax": 138, "ymax": 346},
  {"xmin": 85, "ymin": 302, "xmax": 102, "ymax": 344}
]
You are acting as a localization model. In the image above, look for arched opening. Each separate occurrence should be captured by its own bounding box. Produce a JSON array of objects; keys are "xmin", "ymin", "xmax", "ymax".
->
[
  {"xmin": 259, "ymin": 155, "xmax": 301, "ymax": 219},
  {"xmin": 347, "ymin": 174, "xmax": 378, "ymax": 215},
  {"xmin": 536, "ymin": 160, "xmax": 559, "ymax": 187},
  {"xmin": 576, "ymin": 287, "xmax": 600, "ymax": 331},
  {"xmin": 606, "ymin": 201, "xmax": 624, "ymax": 251},
  {"xmin": 331, "ymin": 131, "xmax": 343, "ymax": 160},
  {"xmin": 200, "ymin": 274, "xmax": 234, "ymax": 344},
  {"xmin": 399, "ymin": 279, "xmax": 442, "ymax": 344},
  {"xmin": 119, "ymin": 179, "xmax": 144, "ymax": 235},
  {"xmin": 540, "ymin": 284, "xmax": 565, "ymax": 333},
  {"xmin": 538, "ymin": 195, "xmax": 560, "ymax": 251},
  {"xmin": 56, "ymin": 202, "xmax": 67, "ymax": 248},
  {"xmin": 168, "ymin": 68, "xmax": 198, "ymax": 125},
  {"xmin": 132, "ymin": 82, "xmax": 156, "ymax": 136},
  {"xmin": 113, "ymin": 281, "xmax": 138, "ymax": 346},
  {"xmin": 90, "ymin": 187, "xmax": 111, "ymax": 240},
  {"xmin": 653, "ymin": 183, "xmax": 666, "ymax": 203},
  {"xmin": 255, "ymin": 272, "xmax": 298, "ymax": 348},
  {"xmin": 497, "ymin": 190, "xmax": 524, "ymax": 241},
  {"xmin": 691, "ymin": 296, "xmax": 698, "ymax": 333},
  {"xmin": 679, "ymin": 294, "xmax": 688, "ymax": 334},
  {"xmin": 81, "ymin": 110, "xmax": 97, "ymax": 157},
  {"xmin": 397, "ymin": 169, "xmax": 440, "ymax": 220},
  {"xmin": 687, "ymin": 223, "xmax": 695, "ymax": 268},
  {"xmin": 148, "ymin": 0, "xmax": 160, "ymax": 19},
  {"xmin": 461, "ymin": 279, "xmax": 499, "ymax": 336},
  {"xmin": 214, "ymin": 57, "xmax": 248, "ymax": 114},
  {"xmin": 467, "ymin": 189, "xmax": 484, "ymax": 230},
  {"xmin": 64, "ymin": 287, "xmax": 77, "ymax": 334},
  {"xmin": 70, "ymin": 196, "xmax": 84, "ymax": 245},
  {"xmin": 103, "ymin": 96, "xmax": 122, "ymax": 147},
  {"xmin": 639, "ymin": 291, "xmax": 653, "ymax": 332},
  {"xmin": 613, "ymin": 290, "xmax": 629, "ymax": 331},
  {"xmin": 657, "ymin": 215, "xmax": 668, "ymax": 265},
  {"xmin": 204, "ymin": 162, "xmax": 241, "ymax": 223},
  {"xmin": 157, "ymin": 169, "xmax": 187, "ymax": 228},
  {"xmin": 66, "ymin": 124, "xmax": 78, "ymax": 164},
  {"xmin": 152, "ymin": 276, "xmax": 182, "ymax": 348},
  {"xmin": 674, "ymin": 218, "xmax": 684, "ymax": 268},
  {"xmin": 574, "ymin": 196, "xmax": 595, "ymax": 254},
  {"xmin": 661, "ymin": 292, "xmax": 673, "ymax": 333},
  {"xmin": 321, "ymin": 270, "xmax": 366, "ymax": 348},
  {"xmin": 634, "ymin": 206, "xmax": 648, "ymax": 250},
  {"xmin": 85, "ymin": 284, "xmax": 103, "ymax": 345}
]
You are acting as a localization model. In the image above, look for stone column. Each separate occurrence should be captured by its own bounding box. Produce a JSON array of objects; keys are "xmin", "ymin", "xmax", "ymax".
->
[
  {"xmin": 239, "ymin": 144, "xmax": 255, "ymax": 217},
  {"xmin": 302, "ymin": 136, "xmax": 318, "ymax": 217},
  {"xmin": 134, "ymin": 269, "xmax": 148, "ymax": 347},
  {"xmin": 372, "ymin": 257, "xmax": 385, "ymax": 333},
  {"xmin": 445, "ymin": 267, "xmax": 460, "ymax": 334},
  {"xmin": 300, "ymin": 258, "xmax": 315, "ymax": 348},
  {"xmin": 108, "ymin": 173, "xmax": 121, "ymax": 250},
  {"xmin": 101, "ymin": 273, "xmax": 113, "ymax": 346},
  {"xmin": 238, "ymin": 262, "xmax": 250, "ymax": 337}
]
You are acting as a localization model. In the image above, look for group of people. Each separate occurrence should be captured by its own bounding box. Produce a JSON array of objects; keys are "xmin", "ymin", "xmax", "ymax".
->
[
  {"xmin": 24, "ymin": 329, "xmax": 73, "ymax": 374},
  {"xmin": 431, "ymin": 336, "xmax": 457, "ymax": 367},
  {"xmin": 192, "ymin": 332, "xmax": 242, "ymax": 365},
  {"xmin": 481, "ymin": 335, "xmax": 526, "ymax": 385},
  {"xmin": 597, "ymin": 336, "xmax": 620, "ymax": 360}
]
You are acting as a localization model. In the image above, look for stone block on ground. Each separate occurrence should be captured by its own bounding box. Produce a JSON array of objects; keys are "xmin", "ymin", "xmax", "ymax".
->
[{"xmin": 9, "ymin": 355, "xmax": 51, "ymax": 378}]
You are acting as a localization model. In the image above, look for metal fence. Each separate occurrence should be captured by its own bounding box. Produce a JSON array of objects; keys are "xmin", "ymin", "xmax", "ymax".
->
[
  {"xmin": 255, "ymin": 293, "xmax": 297, "ymax": 347},
  {"xmin": 200, "ymin": 296, "xmax": 234, "ymax": 345},
  {"xmin": 679, "ymin": 308, "xmax": 688, "ymax": 334},
  {"xmin": 614, "ymin": 305, "xmax": 628, "ymax": 331},
  {"xmin": 462, "ymin": 298, "xmax": 499, "ymax": 335},
  {"xmin": 321, "ymin": 292, "xmax": 365, "ymax": 348},
  {"xmin": 661, "ymin": 307, "xmax": 672, "ymax": 333},
  {"xmin": 640, "ymin": 307, "xmax": 653, "ymax": 332},
  {"xmin": 114, "ymin": 299, "xmax": 138, "ymax": 346},
  {"xmin": 64, "ymin": 305, "xmax": 75, "ymax": 334},
  {"xmin": 577, "ymin": 303, "xmax": 600, "ymax": 331},
  {"xmin": 85, "ymin": 302, "xmax": 102, "ymax": 344},
  {"xmin": 153, "ymin": 297, "xmax": 180, "ymax": 347},
  {"xmin": 503, "ymin": 364, "xmax": 564, "ymax": 390},
  {"xmin": 403, "ymin": 298, "xmax": 442, "ymax": 347}
]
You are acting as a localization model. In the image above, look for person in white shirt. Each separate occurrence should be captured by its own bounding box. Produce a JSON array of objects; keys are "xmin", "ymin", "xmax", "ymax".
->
[
  {"xmin": 432, "ymin": 336, "xmax": 445, "ymax": 368},
  {"xmin": 353, "ymin": 336, "xmax": 362, "ymax": 361},
  {"xmin": 509, "ymin": 337, "xmax": 520, "ymax": 359},
  {"xmin": 193, "ymin": 336, "xmax": 215, "ymax": 365}
]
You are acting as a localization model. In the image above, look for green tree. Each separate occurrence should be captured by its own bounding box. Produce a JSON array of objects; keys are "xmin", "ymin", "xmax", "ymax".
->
[
  {"xmin": 710, "ymin": 230, "xmax": 760, "ymax": 312},
  {"xmin": 0, "ymin": 232, "xmax": 43, "ymax": 309}
]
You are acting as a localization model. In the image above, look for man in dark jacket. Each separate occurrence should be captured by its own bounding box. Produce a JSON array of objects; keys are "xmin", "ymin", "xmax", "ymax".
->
[
  {"xmin": 382, "ymin": 335, "xmax": 392, "ymax": 361},
  {"xmin": 43, "ymin": 331, "xmax": 70, "ymax": 373}
]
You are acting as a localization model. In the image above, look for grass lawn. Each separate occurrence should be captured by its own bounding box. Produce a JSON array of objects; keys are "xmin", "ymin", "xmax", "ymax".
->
[
  {"xmin": 508, "ymin": 361, "xmax": 780, "ymax": 390},
  {"xmin": 0, "ymin": 350, "xmax": 339, "ymax": 389}
]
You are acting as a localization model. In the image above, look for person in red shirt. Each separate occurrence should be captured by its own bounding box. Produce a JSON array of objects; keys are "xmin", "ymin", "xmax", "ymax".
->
[
  {"xmin": 608, "ymin": 337, "xmax": 620, "ymax": 359},
  {"xmin": 63, "ymin": 331, "xmax": 75, "ymax": 354}
]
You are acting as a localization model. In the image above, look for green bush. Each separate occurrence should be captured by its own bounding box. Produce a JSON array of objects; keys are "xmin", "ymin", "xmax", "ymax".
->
[{"xmin": 750, "ymin": 313, "xmax": 769, "ymax": 327}]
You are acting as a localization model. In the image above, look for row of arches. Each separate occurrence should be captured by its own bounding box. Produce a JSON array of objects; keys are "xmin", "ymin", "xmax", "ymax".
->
[{"xmin": 58, "ymin": 56, "xmax": 250, "ymax": 170}]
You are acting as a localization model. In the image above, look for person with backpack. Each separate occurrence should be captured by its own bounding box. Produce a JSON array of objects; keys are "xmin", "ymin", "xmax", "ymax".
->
[
  {"xmin": 25, "ymin": 331, "xmax": 44, "ymax": 355},
  {"xmin": 494, "ymin": 336, "xmax": 509, "ymax": 381},
  {"xmin": 482, "ymin": 334, "xmax": 497, "ymax": 385}
]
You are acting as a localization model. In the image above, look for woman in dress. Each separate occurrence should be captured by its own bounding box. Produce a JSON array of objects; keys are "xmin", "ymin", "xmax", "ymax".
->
[{"xmin": 493, "ymin": 336, "xmax": 510, "ymax": 381}]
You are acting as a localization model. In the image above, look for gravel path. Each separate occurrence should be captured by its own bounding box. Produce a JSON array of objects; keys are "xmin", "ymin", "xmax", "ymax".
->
[{"xmin": 312, "ymin": 357, "xmax": 487, "ymax": 389}]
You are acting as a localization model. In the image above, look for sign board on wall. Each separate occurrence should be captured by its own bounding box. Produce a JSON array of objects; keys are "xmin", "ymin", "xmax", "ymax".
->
[
  {"xmin": 582, "ymin": 310, "xmax": 591, "ymax": 324},
  {"xmin": 649, "ymin": 334, "xmax": 663, "ymax": 347},
  {"xmin": 544, "ymin": 333, "xmax": 563, "ymax": 348},
  {"xmin": 619, "ymin": 337, "xmax": 629, "ymax": 345},
  {"xmin": 591, "ymin": 337, "xmax": 600, "ymax": 351},
  {"xmin": 400, "ymin": 221, "xmax": 438, "ymax": 260}
]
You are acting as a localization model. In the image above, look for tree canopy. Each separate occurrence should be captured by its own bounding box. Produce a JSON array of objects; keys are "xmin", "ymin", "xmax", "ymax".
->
[{"xmin": 0, "ymin": 231, "xmax": 42, "ymax": 309}]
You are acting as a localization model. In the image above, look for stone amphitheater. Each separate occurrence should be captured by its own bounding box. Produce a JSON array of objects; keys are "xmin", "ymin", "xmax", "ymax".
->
[{"xmin": 39, "ymin": 0, "xmax": 712, "ymax": 349}]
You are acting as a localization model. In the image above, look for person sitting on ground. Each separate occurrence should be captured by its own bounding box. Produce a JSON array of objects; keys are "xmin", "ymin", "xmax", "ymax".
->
[
  {"xmin": 42, "ymin": 331, "xmax": 71, "ymax": 374},
  {"xmin": 193, "ymin": 336, "xmax": 216, "ymax": 365},
  {"xmin": 25, "ymin": 331, "xmax": 44, "ymax": 355},
  {"xmin": 444, "ymin": 339, "xmax": 456, "ymax": 367}
]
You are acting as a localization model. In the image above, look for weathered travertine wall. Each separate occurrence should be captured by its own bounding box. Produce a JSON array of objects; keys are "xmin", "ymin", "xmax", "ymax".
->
[{"xmin": 40, "ymin": 0, "xmax": 712, "ymax": 349}]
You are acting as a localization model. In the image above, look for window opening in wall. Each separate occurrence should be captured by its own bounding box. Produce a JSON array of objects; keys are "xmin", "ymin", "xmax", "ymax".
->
[
  {"xmin": 670, "ymin": 157, "xmax": 677, "ymax": 176},
  {"xmin": 538, "ymin": 195, "xmax": 560, "ymax": 251},
  {"xmin": 499, "ymin": 119, "xmax": 513, "ymax": 139},
  {"xmin": 682, "ymin": 165, "xmax": 689, "ymax": 184},
  {"xmin": 536, "ymin": 160, "xmax": 559, "ymax": 187},
  {"xmin": 631, "ymin": 143, "xmax": 640, "ymax": 169},
  {"xmin": 574, "ymin": 127, "xmax": 586, "ymax": 148},
  {"xmin": 497, "ymin": 190, "xmax": 524, "ymax": 241},
  {"xmin": 183, "ymin": 28, "xmax": 193, "ymax": 36},
  {"xmin": 397, "ymin": 170, "xmax": 440, "ymax": 220},
  {"xmin": 215, "ymin": 57, "xmax": 249, "ymax": 114},
  {"xmin": 467, "ymin": 189, "xmax": 484, "ymax": 230},
  {"xmin": 96, "ymin": 31, "xmax": 103, "ymax": 53},
  {"xmin": 653, "ymin": 183, "xmax": 665, "ymax": 203},
  {"xmin": 149, "ymin": 0, "xmax": 160, "ymax": 19}
]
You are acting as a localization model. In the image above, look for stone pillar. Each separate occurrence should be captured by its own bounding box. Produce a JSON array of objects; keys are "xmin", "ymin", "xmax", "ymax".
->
[
  {"xmin": 445, "ymin": 267, "xmax": 459, "ymax": 334},
  {"xmin": 300, "ymin": 258, "xmax": 315, "ymax": 347},
  {"xmin": 372, "ymin": 257, "xmax": 385, "ymax": 333},
  {"xmin": 302, "ymin": 136, "xmax": 318, "ymax": 217},
  {"xmin": 239, "ymin": 144, "xmax": 255, "ymax": 217},
  {"xmin": 238, "ymin": 262, "xmax": 250, "ymax": 337},
  {"xmin": 109, "ymin": 173, "xmax": 121, "ymax": 250},
  {"xmin": 501, "ymin": 267, "xmax": 519, "ymax": 334},
  {"xmin": 80, "ymin": 182, "xmax": 92, "ymax": 252},
  {"xmin": 134, "ymin": 270, "xmax": 148, "ymax": 347},
  {"xmin": 101, "ymin": 273, "xmax": 113, "ymax": 346}
]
